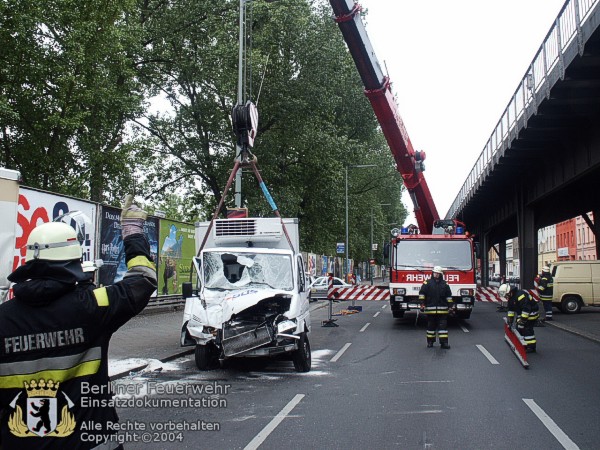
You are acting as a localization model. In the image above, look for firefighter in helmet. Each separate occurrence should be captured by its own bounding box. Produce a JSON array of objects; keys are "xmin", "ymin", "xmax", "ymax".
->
[
  {"xmin": 537, "ymin": 265, "xmax": 554, "ymax": 321},
  {"xmin": 419, "ymin": 266, "xmax": 453, "ymax": 349},
  {"xmin": 498, "ymin": 283, "xmax": 540, "ymax": 353},
  {"xmin": 0, "ymin": 196, "xmax": 156, "ymax": 449}
]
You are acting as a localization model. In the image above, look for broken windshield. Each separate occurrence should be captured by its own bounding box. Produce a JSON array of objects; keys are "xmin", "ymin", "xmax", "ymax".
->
[{"xmin": 203, "ymin": 251, "xmax": 294, "ymax": 291}]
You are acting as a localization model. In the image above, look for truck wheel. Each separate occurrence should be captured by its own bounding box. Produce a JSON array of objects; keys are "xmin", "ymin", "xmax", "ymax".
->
[
  {"xmin": 392, "ymin": 311, "xmax": 405, "ymax": 319},
  {"xmin": 561, "ymin": 296, "xmax": 582, "ymax": 314},
  {"xmin": 292, "ymin": 333, "xmax": 311, "ymax": 373},
  {"xmin": 195, "ymin": 343, "xmax": 218, "ymax": 370}
]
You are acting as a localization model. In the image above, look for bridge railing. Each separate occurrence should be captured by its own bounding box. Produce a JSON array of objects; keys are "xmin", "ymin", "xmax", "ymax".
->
[{"xmin": 447, "ymin": 0, "xmax": 600, "ymax": 220}]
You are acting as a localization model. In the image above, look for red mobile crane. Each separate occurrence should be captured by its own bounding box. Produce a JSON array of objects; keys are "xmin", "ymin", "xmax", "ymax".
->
[
  {"xmin": 330, "ymin": 1, "xmax": 476, "ymax": 319},
  {"xmin": 329, "ymin": 0, "xmax": 437, "ymax": 234}
]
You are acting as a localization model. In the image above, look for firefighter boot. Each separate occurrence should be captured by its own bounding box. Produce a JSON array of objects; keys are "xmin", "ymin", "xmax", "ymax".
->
[
  {"xmin": 441, "ymin": 342, "xmax": 450, "ymax": 349},
  {"xmin": 427, "ymin": 340, "xmax": 434, "ymax": 348},
  {"xmin": 526, "ymin": 346, "xmax": 536, "ymax": 353}
]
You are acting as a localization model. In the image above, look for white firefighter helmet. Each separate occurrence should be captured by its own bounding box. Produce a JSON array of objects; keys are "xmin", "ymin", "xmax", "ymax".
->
[
  {"xmin": 498, "ymin": 283, "xmax": 512, "ymax": 298},
  {"xmin": 432, "ymin": 265, "xmax": 444, "ymax": 274},
  {"xmin": 26, "ymin": 222, "xmax": 83, "ymax": 262},
  {"xmin": 542, "ymin": 265, "xmax": 551, "ymax": 273}
]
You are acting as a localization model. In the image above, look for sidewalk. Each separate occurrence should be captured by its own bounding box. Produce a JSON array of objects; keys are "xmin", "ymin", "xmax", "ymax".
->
[{"xmin": 545, "ymin": 308, "xmax": 600, "ymax": 344}]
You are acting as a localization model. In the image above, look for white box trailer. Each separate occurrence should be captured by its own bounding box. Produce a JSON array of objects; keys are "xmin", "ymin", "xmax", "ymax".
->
[
  {"xmin": 0, "ymin": 168, "xmax": 20, "ymax": 304},
  {"xmin": 182, "ymin": 217, "xmax": 311, "ymax": 372}
]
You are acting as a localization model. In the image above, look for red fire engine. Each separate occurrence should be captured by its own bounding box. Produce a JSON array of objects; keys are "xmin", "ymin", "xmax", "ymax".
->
[{"xmin": 329, "ymin": 1, "xmax": 477, "ymax": 318}]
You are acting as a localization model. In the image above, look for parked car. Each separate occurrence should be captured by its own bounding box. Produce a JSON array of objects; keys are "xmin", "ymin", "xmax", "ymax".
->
[
  {"xmin": 308, "ymin": 276, "xmax": 351, "ymax": 300},
  {"xmin": 508, "ymin": 275, "xmax": 520, "ymax": 287}
]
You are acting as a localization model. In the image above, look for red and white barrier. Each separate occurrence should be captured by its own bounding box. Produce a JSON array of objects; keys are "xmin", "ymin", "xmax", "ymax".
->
[
  {"xmin": 475, "ymin": 286, "xmax": 539, "ymax": 303},
  {"xmin": 476, "ymin": 286, "xmax": 500, "ymax": 303},
  {"xmin": 323, "ymin": 281, "xmax": 538, "ymax": 304},
  {"xmin": 327, "ymin": 285, "xmax": 390, "ymax": 301}
]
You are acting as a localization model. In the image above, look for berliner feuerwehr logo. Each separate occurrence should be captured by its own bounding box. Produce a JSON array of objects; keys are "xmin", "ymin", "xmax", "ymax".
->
[{"xmin": 8, "ymin": 379, "xmax": 76, "ymax": 438}]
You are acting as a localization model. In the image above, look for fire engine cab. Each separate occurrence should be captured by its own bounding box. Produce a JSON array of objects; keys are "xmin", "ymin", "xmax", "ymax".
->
[{"xmin": 388, "ymin": 220, "xmax": 476, "ymax": 320}]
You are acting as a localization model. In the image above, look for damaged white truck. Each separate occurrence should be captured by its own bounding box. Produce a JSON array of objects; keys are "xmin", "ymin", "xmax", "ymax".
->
[{"xmin": 180, "ymin": 217, "xmax": 312, "ymax": 372}]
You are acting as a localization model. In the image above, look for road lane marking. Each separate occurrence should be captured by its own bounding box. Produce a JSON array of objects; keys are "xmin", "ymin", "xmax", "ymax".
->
[
  {"xmin": 359, "ymin": 323, "xmax": 371, "ymax": 332},
  {"xmin": 244, "ymin": 394, "xmax": 305, "ymax": 450},
  {"xmin": 523, "ymin": 399, "xmax": 580, "ymax": 450},
  {"xmin": 373, "ymin": 311, "xmax": 381, "ymax": 318},
  {"xmin": 460, "ymin": 325, "xmax": 469, "ymax": 333},
  {"xmin": 331, "ymin": 343, "xmax": 352, "ymax": 362},
  {"xmin": 381, "ymin": 304, "xmax": 387, "ymax": 309},
  {"xmin": 476, "ymin": 345, "xmax": 499, "ymax": 365}
]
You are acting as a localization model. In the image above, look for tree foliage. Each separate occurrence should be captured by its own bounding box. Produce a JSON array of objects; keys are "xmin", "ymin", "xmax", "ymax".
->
[
  {"xmin": 0, "ymin": 0, "xmax": 407, "ymax": 260},
  {"xmin": 0, "ymin": 0, "xmax": 145, "ymax": 202}
]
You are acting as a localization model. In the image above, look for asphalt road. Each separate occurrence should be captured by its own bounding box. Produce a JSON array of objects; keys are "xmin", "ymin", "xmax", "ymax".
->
[{"xmin": 110, "ymin": 301, "xmax": 600, "ymax": 450}]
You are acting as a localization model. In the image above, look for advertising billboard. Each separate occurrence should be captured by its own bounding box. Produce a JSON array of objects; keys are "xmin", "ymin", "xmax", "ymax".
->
[
  {"xmin": 13, "ymin": 188, "xmax": 97, "ymax": 272},
  {"xmin": 158, "ymin": 220, "xmax": 196, "ymax": 295},
  {"xmin": 98, "ymin": 205, "xmax": 158, "ymax": 287}
]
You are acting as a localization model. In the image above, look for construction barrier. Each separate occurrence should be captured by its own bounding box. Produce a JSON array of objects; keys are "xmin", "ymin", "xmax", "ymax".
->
[
  {"xmin": 321, "ymin": 285, "xmax": 539, "ymax": 304},
  {"xmin": 327, "ymin": 285, "xmax": 390, "ymax": 301},
  {"xmin": 475, "ymin": 286, "xmax": 539, "ymax": 303}
]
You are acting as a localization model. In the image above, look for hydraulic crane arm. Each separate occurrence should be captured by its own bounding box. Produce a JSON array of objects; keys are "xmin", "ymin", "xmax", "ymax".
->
[{"xmin": 329, "ymin": 0, "xmax": 439, "ymax": 234}]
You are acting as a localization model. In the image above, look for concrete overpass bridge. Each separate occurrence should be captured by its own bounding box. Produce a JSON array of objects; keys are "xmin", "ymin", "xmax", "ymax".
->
[{"xmin": 446, "ymin": 0, "xmax": 600, "ymax": 288}]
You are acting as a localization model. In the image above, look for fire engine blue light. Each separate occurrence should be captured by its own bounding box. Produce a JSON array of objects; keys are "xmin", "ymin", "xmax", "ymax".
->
[
  {"xmin": 401, "ymin": 227, "xmax": 409, "ymax": 235},
  {"xmin": 456, "ymin": 226, "xmax": 464, "ymax": 235}
]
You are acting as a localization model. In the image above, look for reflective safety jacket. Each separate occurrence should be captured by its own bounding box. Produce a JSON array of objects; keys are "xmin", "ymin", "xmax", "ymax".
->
[
  {"xmin": 507, "ymin": 289, "xmax": 540, "ymax": 322},
  {"xmin": 419, "ymin": 276, "xmax": 453, "ymax": 314},
  {"xmin": 537, "ymin": 273, "xmax": 554, "ymax": 301},
  {"xmin": 0, "ymin": 234, "xmax": 157, "ymax": 450}
]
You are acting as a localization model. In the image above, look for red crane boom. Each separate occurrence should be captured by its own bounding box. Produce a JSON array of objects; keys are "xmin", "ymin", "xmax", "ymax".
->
[{"xmin": 329, "ymin": 0, "xmax": 439, "ymax": 234}]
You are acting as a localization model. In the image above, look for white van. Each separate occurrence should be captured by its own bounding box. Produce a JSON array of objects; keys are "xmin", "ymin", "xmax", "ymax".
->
[
  {"xmin": 181, "ymin": 218, "xmax": 312, "ymax": 372},
  {"xmin": 551, "ymin": 261, "xmax": 600, "ymax": 313}
]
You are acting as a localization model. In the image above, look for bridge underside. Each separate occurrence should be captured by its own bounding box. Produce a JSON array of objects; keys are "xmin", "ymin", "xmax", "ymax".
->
[{"xmin": 457, "ymin": 22, "xmax": 600, "ymax": 287}]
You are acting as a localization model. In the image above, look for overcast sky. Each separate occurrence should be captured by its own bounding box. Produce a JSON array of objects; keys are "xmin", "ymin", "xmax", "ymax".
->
[{"xmin": 355, "ymin": 0, "xmax": 566, "ymax": 226}]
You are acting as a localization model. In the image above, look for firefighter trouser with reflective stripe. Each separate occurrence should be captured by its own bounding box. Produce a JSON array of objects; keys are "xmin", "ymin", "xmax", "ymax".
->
[
  {"xmin": 426, "ymin": 313, "xmax": 448, "ymax": 345},
  {"xmin": 517, "ymin": 318, "xmax": 537, "ymax": 350},
  {"xmin": 541, "ymin": 300, "xmax": 553, "ymax": 319}
]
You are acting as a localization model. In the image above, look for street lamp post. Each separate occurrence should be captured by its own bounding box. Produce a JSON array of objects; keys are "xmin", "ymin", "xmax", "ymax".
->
[
  {"xmin": 345, "ymin": 164, "xmax": 376, "ymax": 283},
  {"xmin": 371, "ymin": 203, "xmax": 391, "ymax": 285}
]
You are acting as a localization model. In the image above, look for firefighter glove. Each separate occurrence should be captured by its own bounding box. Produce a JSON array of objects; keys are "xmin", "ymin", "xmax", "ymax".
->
[{"xmin": 121, "ymin": 194, "xmax": 147, "ymax": 238}]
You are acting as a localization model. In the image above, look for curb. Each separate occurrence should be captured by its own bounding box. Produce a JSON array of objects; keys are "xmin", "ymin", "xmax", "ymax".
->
[{"xmin": 545, "ymin": 321, "xmax": 600, "ymax": 345}]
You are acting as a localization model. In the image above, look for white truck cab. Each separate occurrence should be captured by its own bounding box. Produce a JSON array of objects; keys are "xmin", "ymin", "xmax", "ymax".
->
[{"xmin": 181, "ymin": 218, "xmax": 311, "ymax": 372}]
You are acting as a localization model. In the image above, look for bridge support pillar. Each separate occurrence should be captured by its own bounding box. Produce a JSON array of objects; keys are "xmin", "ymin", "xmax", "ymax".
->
[
  {"xmin": 518, "ymin": 201, "xmax": 536, "ymax": 289},
  {"xmin": 499, "ymin": 241, "xmax": 506, "ymax": 281},
  {"xmin": 481, "ymin": 232, "xmax": 490, "ymax": 285}
]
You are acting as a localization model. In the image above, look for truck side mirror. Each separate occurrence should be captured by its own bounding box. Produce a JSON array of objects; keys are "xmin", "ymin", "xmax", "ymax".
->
[
  {"xmin": 182, "ymin": 282, "xmax": 193, "ymax": 298},
  {"xmin": 383, "ymin": 242, "xmax": 390, "ymax": 259}
]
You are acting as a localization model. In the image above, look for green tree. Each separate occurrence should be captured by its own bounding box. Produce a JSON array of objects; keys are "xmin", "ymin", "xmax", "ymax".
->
[
  {"xmin": 132, "ymin": 0, "xmax": 406, "ymax": 254},
  {"xmin": 0, "ymin": 0, "xmax": 144, "ymax": 202}
]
